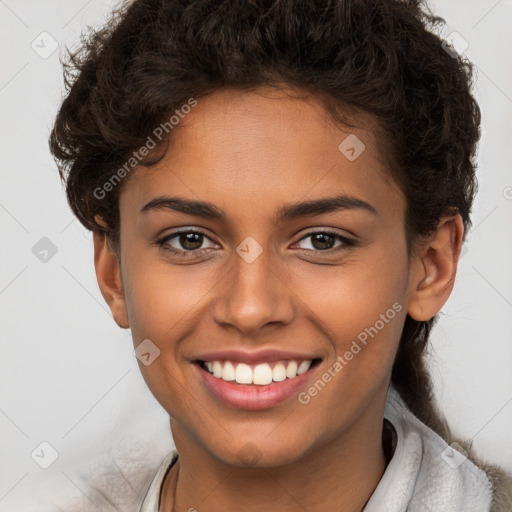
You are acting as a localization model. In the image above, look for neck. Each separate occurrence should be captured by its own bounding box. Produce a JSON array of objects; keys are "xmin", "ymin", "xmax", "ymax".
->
[{"xmin": 161, "ymin": 389, "xmax": 389, "ymax": 512}]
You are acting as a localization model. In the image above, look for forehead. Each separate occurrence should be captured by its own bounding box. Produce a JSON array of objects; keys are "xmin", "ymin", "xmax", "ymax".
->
[{"xmin": 120, "ymin": 87, "xmax": 405, "ymax": 223}]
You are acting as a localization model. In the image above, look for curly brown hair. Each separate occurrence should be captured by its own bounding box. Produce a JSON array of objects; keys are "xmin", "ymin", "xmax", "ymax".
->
[{"xmin": 50, "ymin": 1, "xmax": 512, "ymax": 505}]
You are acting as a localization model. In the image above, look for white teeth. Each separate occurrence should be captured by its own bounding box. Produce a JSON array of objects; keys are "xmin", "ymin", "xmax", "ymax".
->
[
  {"xmin": 203, "ymin": 359, "xmax": 315, "ymax": 384},
  {"xmin": 253, "ymin": 363, "xmax": 273, "ymax": 385},
  {"xmin": 221, "ymin": 361, "xmax": 235, "ymax": 381},
  {"xmin": 285, "ymin": 360, "xmax": 298, "ymax": 378},
  {"xmin": 297, "ymin": 360, "xmax": 312, "ymax": 375},
  {"xmin": 235, "ymin": 363, "xmax": 253, "ymax": 384},
  {"xmin": 213, "ymin": 361, "xmax": 223, "ymax": 378},
  {"xmin": 272, "ymin": 363, "xmax": 287, "ymax": 382}
]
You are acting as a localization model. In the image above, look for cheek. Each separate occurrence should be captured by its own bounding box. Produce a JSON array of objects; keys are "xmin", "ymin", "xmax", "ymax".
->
[
  {"xmin": 299, "ymin": 246, "xmax": 408, "ymax": 375},
  {"xmin": 301, "ymin": 250, "xmax": 406, "ymax": 334},
  {"xmin": 122, "ymin": 251, "xmax": 213, "ymax": 342},
  {"xmin": 120, "ymin": 259, "xmax": 208, "ymax": 411},
  {"xmin": 291, "ymin": 258, "xmax": 407, "ymax": 433}
]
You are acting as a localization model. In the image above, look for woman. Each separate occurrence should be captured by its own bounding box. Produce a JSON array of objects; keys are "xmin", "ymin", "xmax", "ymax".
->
[{"xmin": 49, "ymin": 0, "xmax": 512, "ymax": 510}]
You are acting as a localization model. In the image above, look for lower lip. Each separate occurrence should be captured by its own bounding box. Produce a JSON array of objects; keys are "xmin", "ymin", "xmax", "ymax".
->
[{"xmin": 194, "ymin": 362, "xmax": 320, "ymax": 410}]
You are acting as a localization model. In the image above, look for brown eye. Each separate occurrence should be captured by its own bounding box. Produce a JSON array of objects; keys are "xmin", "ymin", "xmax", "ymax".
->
[
  {"xmin": 156, "ymin": 228, "xmax": 218, "ymax": 257},
  {"xmin": 309, "ymin": 233, "xmax": 336, "ymax": 250},
  {"xmin": 177, "ymin": 232, "xmax": 204, "ymax": 250},
  {"xmin": 295, "ymin": 230, "xmax": 356, "ymax": 252}
]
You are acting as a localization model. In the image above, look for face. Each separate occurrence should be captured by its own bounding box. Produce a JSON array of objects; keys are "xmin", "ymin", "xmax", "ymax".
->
[{"xmin": 102, "ymin": 87, "xmax": 421, "ymax": 467}]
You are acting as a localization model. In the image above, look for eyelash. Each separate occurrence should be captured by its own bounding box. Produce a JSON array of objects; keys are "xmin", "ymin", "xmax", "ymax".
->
[{"xmin": 154, "ymin": 228, "xmax": 357, "ymax": 258}]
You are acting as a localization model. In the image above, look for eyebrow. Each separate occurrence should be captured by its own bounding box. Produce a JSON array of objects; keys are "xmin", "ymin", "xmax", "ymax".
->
[{"xmin": 140, "ymin": 194, "xmax": 378, "ymax": 221}]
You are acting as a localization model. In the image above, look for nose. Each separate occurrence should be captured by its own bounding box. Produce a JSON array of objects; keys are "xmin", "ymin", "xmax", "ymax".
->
[{"xmin": 211, "ymin": 242, "xmax": 295, "ymax": 335}]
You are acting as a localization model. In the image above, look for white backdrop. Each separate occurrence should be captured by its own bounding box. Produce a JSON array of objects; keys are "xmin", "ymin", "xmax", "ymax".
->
[{"xmin": 1, "ymin": 0, "xmax": 511, "ymax": 510}]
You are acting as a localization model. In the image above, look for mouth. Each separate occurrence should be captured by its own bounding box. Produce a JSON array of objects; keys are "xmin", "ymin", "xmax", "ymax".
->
[
  {"xmin": 195, "ymin": 358, "xmax": 322, "ymax": 385},
  {"xmin": 193, "ymin": 357, "xmax": 323, "ymax": 410}
]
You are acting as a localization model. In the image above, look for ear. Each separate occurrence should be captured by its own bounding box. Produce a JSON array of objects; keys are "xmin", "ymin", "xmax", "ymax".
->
[
  {"xmin": 406, "ymin": 214, "xmax": 464, "ymax": 321},
  {"xmin": 92, "ymin": 218, "xmax": 130, "ymax": 329}
]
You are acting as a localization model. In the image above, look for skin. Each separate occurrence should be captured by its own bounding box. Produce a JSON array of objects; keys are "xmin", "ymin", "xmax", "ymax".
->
[{"xmin": 93, "ymin": 86, "xmax": 463, "ymax": 512}]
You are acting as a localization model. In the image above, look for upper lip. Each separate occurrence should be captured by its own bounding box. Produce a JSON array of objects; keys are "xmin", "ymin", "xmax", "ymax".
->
[{"xmin": 193, "ymin": 349, "xmax": 321, "ymax": 365}]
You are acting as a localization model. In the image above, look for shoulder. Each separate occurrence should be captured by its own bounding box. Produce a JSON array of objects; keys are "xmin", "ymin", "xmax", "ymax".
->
[
  {"xmin": 138, "ymin": 449, "xmax": 179, "ymax": 512},
  {"xmin": 48, "ymin": 448, "xmax": 179, "ymax": 512},
  {"xmin": 365, "ymin": 386, "xmax": 510, "ymax": 512}
]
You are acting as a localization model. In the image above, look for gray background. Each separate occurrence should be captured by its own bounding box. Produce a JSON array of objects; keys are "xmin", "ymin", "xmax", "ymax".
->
[{"xmin": 1, "ymin": 0, "xmax": 511, "ymax": 510}]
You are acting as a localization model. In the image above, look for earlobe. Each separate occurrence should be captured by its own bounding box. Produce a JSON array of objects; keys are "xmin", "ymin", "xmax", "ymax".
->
[
  {"xmin": 406, "ymin": 214, "xmax": 464, "ymax": 322},
  {"xmin": 92, "ymin": 229, "xmax": 130, "ymax": 329}
]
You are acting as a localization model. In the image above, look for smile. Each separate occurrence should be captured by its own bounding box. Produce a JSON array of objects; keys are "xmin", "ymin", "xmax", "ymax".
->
[
  {"xmin": 199, "ymin": 359, "xmax": 319, "ymax": 385},
  {"xmin": 194, "ymin": 358, "xmax": 322, "ymax": 410}
]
